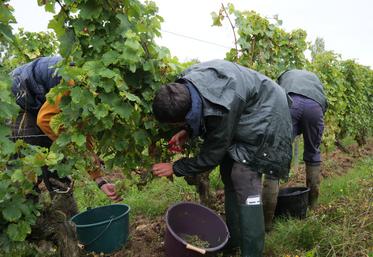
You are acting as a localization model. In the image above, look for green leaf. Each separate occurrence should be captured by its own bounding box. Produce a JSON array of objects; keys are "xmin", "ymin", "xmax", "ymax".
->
[
  {"xmin": 122, "ymin": 91, "xmax": 141, "ymax": 103},
  {"xmin": 0, "ymin": 23, "xmax": 15, "ymax": 43},
  {"xmin": 91, "ymin": 36, "xmax": 106, "ymax": 51},
  {"xmin": 83, "ymin": 61, "xmax": 105, "ymax": 76},
  {"xmin": 102, "ymin": 50, "xmax": 120, "ymax": 66},
  {"xmin": 113, "ymin": 103, "xmax": 133, "ymax": 120},
  {"xmin": 0, "ymin": 123, "xmax": 11, "ymax": 139},
  {"xmin": 141, "ymin": 90, "xmax": 154, "ymax": 101},
  {"xmin": 80, "ymin": 2, "xmax": 102, "ymax": 20},
  {"xmin": 0, "ymin": 6, "xmax": 15, "ymax": 23},
  {"xmin": 99, "ymin": 79, "xmax": 115, "ymax": 93},
  {"xmin": 55, "ymin": 133, "xmax": 70, "ymax": 147},
  {"xmin": 144, "ymin": 120, "xmax": 155, "ymax": 130},
  {"xmin": 59, "ymin": 28, "xmax": 75, "ymax": 57},
  {"xmin": 94, "ymin": 103, "xmax": 109, "ymax": 119},
  {"xmin": 2, "ymin": 205, "xmax": 22, "ymax": 222},
  {"xmin": 19, "ymin": 202, "xmax": 32, "ymax": 218},
  {"xmin": 70, "ymin": 87, "xmax": 94, "ymax": 106},
  {"xmin": 10, "ymin": 169, "xmax": 24, "ymax": 182},
  {"xmin": 99, "ymin": 69, "xmax": 118, "ymax": 79},
  {"xmin": 48, "ymin": 12, "xmax": 65, "ymax": 37},
  {"xmin": 71, "ymin": 133, "xmax": 86, "ymax": 147},
  {"xmin": 116, "ymin": 14, "xmax": 132, "ymax": 35},
  {"xmin": 44, "ymin": 1, "xmax": 56, "ymax": 13},
  {"xmin": 143, "ymin": 61, "xmax": 155, "ymax": 73},
  {"xmin": 124, "ymin": 38, "xmax": 142, "ymax": 52},
  {"xmin": 133, "ymin": 129, "xmax": 149, "ymax": 145},
  {"xmin": 211, "ymin": 12, "xmax": 222, "ymax": 26},
  {"xmin": 45, "ymin": 151, "xmax": 64, "ymax": 166},
  {"xmin": 6, "ymin": 221, "xmax": 31, "ymax": 241}
]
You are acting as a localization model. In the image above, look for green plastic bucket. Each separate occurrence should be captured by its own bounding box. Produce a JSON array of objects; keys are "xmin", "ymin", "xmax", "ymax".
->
[{"xmin": 71, "ymin": 204, "xmax": 130, "ymax": 254}]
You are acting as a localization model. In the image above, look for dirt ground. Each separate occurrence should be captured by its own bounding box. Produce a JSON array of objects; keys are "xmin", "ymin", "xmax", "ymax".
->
[
  {"xmin": 111, "ymin": 190, "xmax": 225, "ymax": 257},
  {"xmin": 108, "ymin": 139, "xmax": 373, "ymax": 257},
  {"xmin": 283, "ymin": 138, "xmax": 373, "ymax": 187},
  {"xmin": 112, "ymin": 216, "xmax": 165, "ymax": 257}
]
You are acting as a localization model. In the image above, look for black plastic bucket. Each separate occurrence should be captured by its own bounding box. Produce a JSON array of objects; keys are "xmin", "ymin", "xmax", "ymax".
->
[
  {"xmin": 165, "ymin": 202, "xmax": 229, "ymax": 257},
  {"xmin": 275, "ymin": 187, "xmax": 310, "ymax": 219}
]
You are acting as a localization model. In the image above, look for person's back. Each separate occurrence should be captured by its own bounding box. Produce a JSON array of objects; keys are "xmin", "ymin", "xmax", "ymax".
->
[
  {"xmin": 11, "ymin": 56, "xmax": 62, "ymax": 116},
  {"xmin": 277, "ymin": 69, "xmax": 326, "ymax": 165},
  {"xmin": 277, "ymin": 69, "xmax": 327, "ymax": 112},
  {"xmin": 179, "ymin": 60, "xmax": 293, "ymax": 178},
  {"xmin": 11, "ymin": 56, "xmax": 62, "ymax": 149}
]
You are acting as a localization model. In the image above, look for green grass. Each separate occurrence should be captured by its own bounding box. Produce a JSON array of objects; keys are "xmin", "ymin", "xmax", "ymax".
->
[
  {"xmin": 124, "ymin": 177, "xmax": 198, "ymax": 217},
  {"xmin": 265, "ymin": 157, "xmax": 373, "ymax": 257},
  {"xmin": 73, "ymin": 143, "xmax": 372, "ymax": 257},
  {"xmin": 209, "ymin": 167, "xmax": 224, "ymax": 190},
  {"xmin": 74, "ymin": 175, "xmax": 198, "ymax": 217}
]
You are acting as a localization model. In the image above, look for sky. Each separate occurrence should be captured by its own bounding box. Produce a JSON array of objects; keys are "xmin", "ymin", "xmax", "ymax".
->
[{"xmin": 9, "ymin": 0, "xmax": 373, "ymax": 68}]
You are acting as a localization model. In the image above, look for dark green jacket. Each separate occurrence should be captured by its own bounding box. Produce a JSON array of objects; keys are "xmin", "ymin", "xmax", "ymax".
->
[
  {"xmin": 277, "ymin": 69, "xmax": 327, "ymax": 112},
  {"xmin": 173, "ymin": 60, "xmax": 293, "ymax": 179}
]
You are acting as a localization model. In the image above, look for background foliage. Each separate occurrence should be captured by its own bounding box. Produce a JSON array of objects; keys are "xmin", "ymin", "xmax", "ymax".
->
[
  {"xmin": 0, "ymin": 1, "xmax": 51, "ymax": 254},
  {"xmin": 212, "ymin": 3, "xmax": 373, "ymax": 148},
  {"xmin": 0, "ymin": 0, "xmax": 372, "ymax": 255}
]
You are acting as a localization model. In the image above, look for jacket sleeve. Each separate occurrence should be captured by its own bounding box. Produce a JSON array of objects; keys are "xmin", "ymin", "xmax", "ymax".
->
[
  {"xmin": 36, "ymin": 94, "xmax": 102, "ymax": 180},
  {"xmin": 36, "ymin": 94, "xmax": 62, "ymax": 141},
  {"xmin": 173, "ymin": 112, "xmax": 236, "ymax": 177}
]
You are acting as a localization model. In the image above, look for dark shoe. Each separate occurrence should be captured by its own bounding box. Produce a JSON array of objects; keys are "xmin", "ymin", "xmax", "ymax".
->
[
  {"xmin": 306, "ymin": 164, "xmax": 321, "ymax": 209},
  {"xmin": 239, "ymin": 203, "xmax": 265, "ymax": 257},
  {"xmin": 262, "ymin": 178, "xmax": 279, "ymax": 232}
]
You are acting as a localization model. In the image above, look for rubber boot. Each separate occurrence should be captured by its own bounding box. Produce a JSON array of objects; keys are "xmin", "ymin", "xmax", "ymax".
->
[
  {"xmin": 306, "ymin": 164, "xmax": 321, "ymax": 209},
  {"xmin": 223, "ymin": 191, "xmax": 241, "ymax": 256},
  {"xmin": 262, "ymin": 178, "xmax": 279, "ymax": 232},
  {"xmin": 239, "ymin": 204, "xmax": 265, "ymax": 257}
]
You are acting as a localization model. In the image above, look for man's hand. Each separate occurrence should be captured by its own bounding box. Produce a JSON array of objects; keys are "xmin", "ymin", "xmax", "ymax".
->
[
  {"xmin": 168, "ymin": 129, "xmax": 189, "ymax": 153},
  {"xmin": 101, "ymin": 183, "xmax": 122, "ymax": 202},
  {"xmin": 95, "ymin": 177, "xmax": 122, "ymax": 202},
  {"xmin": 152, "ymin": 163, "xmax": 174, "ymax": 177}
]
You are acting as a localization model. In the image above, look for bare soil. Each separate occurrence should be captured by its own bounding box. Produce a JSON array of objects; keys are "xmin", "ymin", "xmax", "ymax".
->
[
  {"xmin": 112, "ymin": 216, "xmax": 165, "ymax": 257},
  {"xmin": 283, "ymin": 139, "xmax": 373, "ymax": 187}
]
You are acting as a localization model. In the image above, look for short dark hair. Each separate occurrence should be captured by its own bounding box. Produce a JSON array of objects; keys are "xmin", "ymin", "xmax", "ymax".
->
[{"xmin": 152, "ymin": 83, "xmax": 191, "ymax": 123}]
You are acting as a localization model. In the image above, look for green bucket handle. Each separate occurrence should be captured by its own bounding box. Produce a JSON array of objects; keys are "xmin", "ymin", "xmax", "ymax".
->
[{"xmin": 82, "ymin": 216, "xmax": 115, "ymax": 248}]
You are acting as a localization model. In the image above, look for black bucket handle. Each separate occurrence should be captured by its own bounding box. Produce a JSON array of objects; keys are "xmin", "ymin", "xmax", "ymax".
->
[{"xmin": 82, "ymin": 216, "xmax": 115, "ymax": 248}]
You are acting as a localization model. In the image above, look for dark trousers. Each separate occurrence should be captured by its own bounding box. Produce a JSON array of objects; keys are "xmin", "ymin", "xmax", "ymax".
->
[
  {"xmin": 290, "ymin": 94, "xmax": 324, "ymax": 165},
  {"xmin": 220, "ymin": 156, "xmax": 262, "ymax": 204}
]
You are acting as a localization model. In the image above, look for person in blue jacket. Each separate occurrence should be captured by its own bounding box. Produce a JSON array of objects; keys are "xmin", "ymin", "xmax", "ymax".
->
[{"xmin": 10, "ymin": 56, "xmax": 121, "ymax": 216}]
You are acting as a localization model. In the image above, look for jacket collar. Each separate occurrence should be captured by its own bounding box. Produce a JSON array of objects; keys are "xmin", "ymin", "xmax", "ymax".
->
[{"xmin": 178, "ymin": 79, "xmax": 204, "ymax": 138}]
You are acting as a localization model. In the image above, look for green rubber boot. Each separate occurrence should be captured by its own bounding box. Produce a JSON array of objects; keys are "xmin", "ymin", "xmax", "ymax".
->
[
  {"xmin": 306, "ymin": 164, "xmax": 321, "ymax": 209},
  {"xmin": 223, "ymin": 191, "xmax": 241, "ymax": 256},
  {"xmin": 239, "ymin": 203, "xmax": 265, "ymax": 257},
  {"xmin": 262, "ymin": 178, "xmax": 279, "ymax": 232}
]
